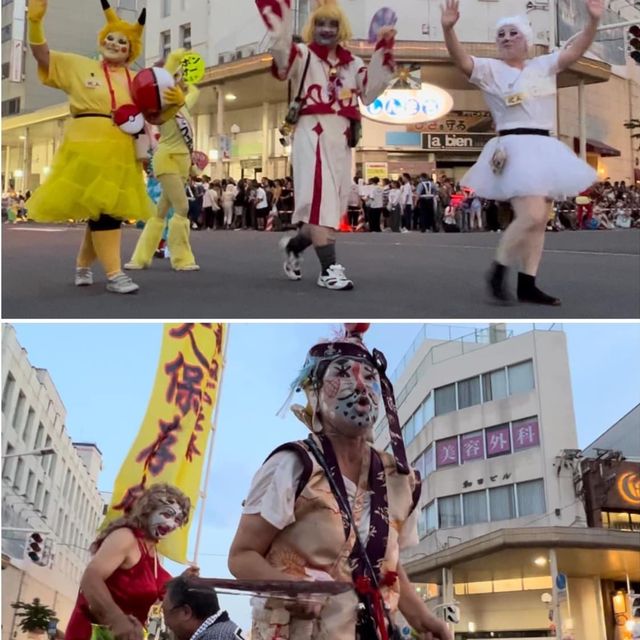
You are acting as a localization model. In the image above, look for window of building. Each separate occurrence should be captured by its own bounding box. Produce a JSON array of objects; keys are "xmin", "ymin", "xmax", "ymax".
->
[
  {"xmin": 42, "ymin": 435, "xmax": 52, "ymax": 469},
  {"xmin": 436, "ymin": 436, "xmax": 459, "ymax": 468},
  {"xmin": 2, "ymin": 443, "xmax": 14, "ymax": 479},
  {"xmin": 34, "ymin": 422, "xmax": 45, "ymax": 449},
  {"xmin": 508, "ymin": 360, "xmax": 535, "ymax": 395},
  {"xmin": 482, "ymin": 368, "xmax": 508, "ymax": 402},
  {"xmin": 13, "ymin": 457, "xmax": 24, "ymax": 490},
  {"xmin": 34, "ymin": 481, "xmax": 43, "ymax": 510},
  {"xmin": 1, "ymin": 97, "xmax": 21, "ymax": 116},
  {"xmin": 23, "ymin": 408, "xmax": 35, "ymax": 446},
  {"xmin": 421, "ymin": 393, "xmax": 434, "ymax": 425},
  {"xmin": 12, "ymin": 390, "xmax": 26, "ymax": 431},
  {"xmin": 63, "ymin": 468, "xmax": 71, "ymax": 497},
  {"xmin": 485, "ymin": 423, "xmax": 511, "ymax": 458},
  {"xmin": 413, "ymin": 444, "xmax": 435, "ymax": 478},
  {"xmin": 160, "ymin": 30, "xmax": 171, "ymax": 58},
  {"xmin": 117, "ymin": 0, "xmax": 136, "ymax": 9},
  {"xmin": 419, "ymin": 501, "xmax": 437, "ymax": 537},
  {"xmin": 2, "ymin": 0, "xmax": 14, "ymax": 7},
  {"xmin": 180, "ymin": 0, "xmax": 188, "ymax": 9},
  {"xmin": 489, "ymin": 485, "xmax": 516, "ymax": 521},
  {"xmin": 2, "ymin": 372, "xmax": 15, "ymax": 412},
  {"xmin": 434, "ymin": 383, "xmax": 456, "ymax": 416},
  {"xmin": 516, "ymin": 479, "xmax": 545, "ymax": 517},
  {"xmin": 457, "ymin": 376, "xmax": 481, "ymax": 410},
  {"xmin": 1, "ymin": 60, "xmax": 10, "ymax": 78},
  {"xmin": 161, "ymin": 0, "xmax": 171, "ymax": 17},
  {"xmin": 25, "ymin": 470, "xmax": 35, "ymax": 501},
  {"xmin": 179, "ymin": 23, "xmax": 191, "ymax": 49},
  {"xmin": 295, "ymin": 0, "xmax": 311, "ymax": 33},
  {"xmin": 463, "ymin": 489, "xmax": 488, "ymax": 525},
  {"xmin": 438, "ymin": 495, "xmax": 462, "ymax": 528},
  {"xmin": 1, "ymin": 24, "xmax": 11, "ymax": 42},
  {"xmin": 460, "ymin": 431, "xmax": 484, "ymax": 463},
  {"xmin": 512, "ymin": 417, "xmax": 540, "ymax": 451}
]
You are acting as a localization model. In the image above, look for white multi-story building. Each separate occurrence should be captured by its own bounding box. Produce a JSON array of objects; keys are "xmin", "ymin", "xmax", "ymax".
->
[
  {"xmin": 374, "ymin": 324, "xmax": 638, "ymax": 640},
  {"xmin": 1, "ymin": 324, "xmax": 104, "ymax": 640}
]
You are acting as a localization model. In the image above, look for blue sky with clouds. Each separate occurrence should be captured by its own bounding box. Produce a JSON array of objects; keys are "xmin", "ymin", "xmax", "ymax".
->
[{"xmin": 8, "ymin": 322, "xmax": 640, "ymax": 629}]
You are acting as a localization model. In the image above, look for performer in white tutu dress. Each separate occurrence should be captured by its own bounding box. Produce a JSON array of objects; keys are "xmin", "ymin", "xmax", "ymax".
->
[
  {"xmin": 256, "ymin": 0, "xmax": 396, "ymax": 290},
  {"xmin": 441, "ymin": 0, "xmax": 602, "ymax": 305}
]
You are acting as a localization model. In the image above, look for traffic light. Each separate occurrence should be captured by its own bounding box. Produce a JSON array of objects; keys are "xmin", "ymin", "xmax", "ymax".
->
[
  {"xmin": 629, "ymin": 592, "xmax": 640, "ymax": 619},
  {"xmin": 25, "ymin": 532, "xmax": 49, "ymax": 566},
  {"xmin": 443, "ymin": 604, "xmax": 460, "ymax": 624},
  {"xmin": 628, "ymin": 25, "xmax": 640, "ymax": 65}
]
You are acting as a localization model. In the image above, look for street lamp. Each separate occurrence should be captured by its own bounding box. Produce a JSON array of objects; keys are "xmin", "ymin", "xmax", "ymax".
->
[{"xmin": 1, "ymin": 448, "xmax": 55, "ymax": 460}]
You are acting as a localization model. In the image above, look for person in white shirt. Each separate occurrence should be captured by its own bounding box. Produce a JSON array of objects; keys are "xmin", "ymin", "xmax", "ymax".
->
[
  {"xmin": 366, "ymin": 177, "xmax": 384, "ymax": 232},
  {"xmin": 254, "ymin": 183, "xmax": 270, "ymax": 230},
  {"xmin": 387, "ymin": 180, "xmax": 402, "ymax": 232},
  {"xmin": 442, "ymin": 0, "xmax": 601, "ymax": 306},
  {"xmin": 222, "ymin": 182, "xmax": 237, "ymax": 230},
  {"xmin": 347, "ymin": 177, "xmax": 361, "ymax": 228},
  {"xmin": 400, "ymin": 173, "xmax": 414, "ymax": 231},
  {"xmin": 202, "ymin": 183, "xmax": 220, "ymax": 230}
]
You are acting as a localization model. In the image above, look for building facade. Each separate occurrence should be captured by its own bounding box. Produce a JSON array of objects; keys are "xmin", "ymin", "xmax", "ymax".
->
[
  {"xmin": 2, "ymin": 0, "xmax": 639, "ymax": 188},
  {"xmin": 373, "ymin": 325, "xmax": 639, "ymax": 640},
  {"xmin": 1, "ymin": 324, "xmax": 104, "ymax": 640}
]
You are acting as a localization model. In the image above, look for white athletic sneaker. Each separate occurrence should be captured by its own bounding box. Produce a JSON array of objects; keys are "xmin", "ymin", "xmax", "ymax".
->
[
  {"xmin": 74, "ymin": 267, "xmax": 93, "ymax": 286},
  {"xmin": 317, "ymin": 264, "xmax": 354, "ymax": 290},
  {"xmin": 106, "ymin": 272, "xmax": 139, "ymax": 294},
  {"xmin": 279, "ymin": 235, "xmax": 302, "ymax": 281},
  {"xmin": 173, "ymin": 263, "xmax": 200, "ymax": 271}
]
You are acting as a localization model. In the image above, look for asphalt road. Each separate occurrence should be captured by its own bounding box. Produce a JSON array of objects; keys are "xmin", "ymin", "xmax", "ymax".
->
[{"xmin": 2, "ymin": 224, "xmax": 639, "ymax": 319}]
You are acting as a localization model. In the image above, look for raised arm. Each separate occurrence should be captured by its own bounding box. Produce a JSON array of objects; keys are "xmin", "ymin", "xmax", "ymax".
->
[
  {"xmin": 557, "ymin": 0, "xmax": 603, "ymax": 71},
  {"xmin": 256, "ymin": 0, "xmax": 301, "ymax": 80},
  {"xmin": 28, "ymin": 0, "xmax": 50, "ymax": 72},
  {"xmin": 357, "ymin": 26, "xmax": 396, "ymax": 106},
  {"xmin": 441, "ymin": 0, "xmax": 473, "ymax": 78}
]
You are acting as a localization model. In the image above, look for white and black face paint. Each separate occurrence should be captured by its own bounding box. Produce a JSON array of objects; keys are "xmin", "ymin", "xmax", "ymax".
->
[
  {"xmin": 496, "ymin": 26, "xmax": 528, "ymax": 60},
  {"xmin": 319, "ymin": 357, "xmax": 381, "ymax": 435},
  {"xmin": 148, "ymin": 500, "xmax": 185, "ymax": 540},
  {"xmin": 313, "ymin": 17, "xmax": 340, "ymax": 48}
]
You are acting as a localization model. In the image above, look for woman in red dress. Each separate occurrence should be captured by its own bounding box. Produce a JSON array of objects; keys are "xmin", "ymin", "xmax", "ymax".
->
[{"xmin": 66, "ymin": 484, "xmax": 192, "ymax": 640}]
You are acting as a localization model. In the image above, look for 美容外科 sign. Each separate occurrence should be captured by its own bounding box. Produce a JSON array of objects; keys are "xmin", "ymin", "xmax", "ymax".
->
[
  {"xmin": 360, "ymin": 84, "xmax": 454, "ymax": 125},
  {"xmin": 422, "ymin": 132, "xmax": 493, "ymax": 151}
]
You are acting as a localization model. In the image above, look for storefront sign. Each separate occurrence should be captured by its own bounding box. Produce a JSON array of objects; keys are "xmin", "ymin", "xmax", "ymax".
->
[
  {"xmin": 486, "ymin": 424, "xmax": 511, "ymax": 457},
  {"xmin": 408, "ymin": 110, "xmax": 493, "ymax": 133},
  {"xmin": 360, "ymin": 84, "xmax": 453, "ymax": 125},
  {"xmin": 617, "ymin": 471, "xmax": 640, "ymax": 506},
  {"xmin": 364, "ymin": 162, "xmax": 388, "ymax": 181},
  {"xmin": 422, "ymin": 133, "xmax": 493, "ymax": 151},
  {"xmin": 512, "ymin": 417, "xmax": 540, "ymax": 451},
  {"xmin": 436, "ymin": 437, "xmax": 459, "ymax": 468},
  {"xmin": 461, "ymin": 431, "xmax": 484, "ymax": 462}
]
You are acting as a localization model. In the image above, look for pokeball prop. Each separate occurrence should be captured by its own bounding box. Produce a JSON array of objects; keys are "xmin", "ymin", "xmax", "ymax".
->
[
  {"xmin": 368, "ymin": 7, "xmax": 397, "ymax": 44},
  {"xmin": 112, "ymin": 104, "xmax": 145, "ymax": 135},
  {"xmin": 131, "ymin": 67, "xmax": 175, "ymax": 122}
]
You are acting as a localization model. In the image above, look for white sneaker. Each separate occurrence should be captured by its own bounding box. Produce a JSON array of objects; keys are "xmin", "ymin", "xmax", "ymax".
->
[
  {"xmin": 74, "ymin": 267, "xmax": 93, "ymax": 286},
  {"xmin": 279, "ymin": 235, "xmax": 302, "ymax": 281},
  {"xmin": 106, "ymin": 272, "xmax": 139, "ymax": 294},
  {"xmin": 317, "ymin": 264, "xmax": 353, "ymax": 290},
  {"xmin": 173, "ymin": 263, "xmax": 200, "ymax": 271}
]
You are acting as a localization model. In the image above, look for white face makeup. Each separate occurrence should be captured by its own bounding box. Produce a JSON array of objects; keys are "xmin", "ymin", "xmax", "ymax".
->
[
  {"xmin": 318, "ymin": 357, "xmax": 381, "ymax": 436},
  {"xmin": 101, "ymin": 31, "xmax": 131, "ymax": 65},
  {"xmin": 314, "ymin": 17, "xmax": 340, "ymax": 48},
  {"xmin": 148, "ymin": 500, "xmax": 185, "ymax": 540},
  {"xmin": 496, "ymin": 25, "xmax": 528, "ymax": 60}
]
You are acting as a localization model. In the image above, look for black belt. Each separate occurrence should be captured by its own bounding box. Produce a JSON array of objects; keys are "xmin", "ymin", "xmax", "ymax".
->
[
  {"xmin": 73, "ymin": 113, "xmax": 111, "ymax": 119},
  {"xmin": 498, "ymin": 128, "xmax": 550, "ymax": 136}
]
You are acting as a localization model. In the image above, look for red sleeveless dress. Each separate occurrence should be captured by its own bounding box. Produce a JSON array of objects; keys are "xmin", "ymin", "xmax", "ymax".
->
[{"xmin": 65, "ymin": 528, "xmax": 171, "ymax": 640}]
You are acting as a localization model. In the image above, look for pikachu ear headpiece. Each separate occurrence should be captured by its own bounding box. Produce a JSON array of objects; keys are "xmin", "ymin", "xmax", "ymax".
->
[{"xmin": 97, "ymin": 0, "xmax": 146, "ymax": 64}]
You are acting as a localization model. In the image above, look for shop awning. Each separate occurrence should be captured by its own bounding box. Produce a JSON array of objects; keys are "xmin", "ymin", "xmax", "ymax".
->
[{"xmin": 573, "ymin": 137, "xmax": 621, "ymax": 157}]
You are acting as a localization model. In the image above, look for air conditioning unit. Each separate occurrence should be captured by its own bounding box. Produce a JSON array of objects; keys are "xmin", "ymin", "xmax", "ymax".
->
[
  {"xmin": 234, "ymin": 43, "xmax": 259, "ymax": 59},
  {"xmin": 217, "ymin": 51, "xmax": 234, "ymax": 65}
]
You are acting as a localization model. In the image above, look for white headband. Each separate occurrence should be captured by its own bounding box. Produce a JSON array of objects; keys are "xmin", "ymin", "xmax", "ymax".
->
[{"xmin": 496, "ymin": 16, "xmax": 533, "ymax": 46}]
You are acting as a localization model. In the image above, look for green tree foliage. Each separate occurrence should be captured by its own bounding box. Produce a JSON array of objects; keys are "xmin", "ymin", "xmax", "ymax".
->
[{"xmin": 11, "ymin": 598, "xmax": 57, "ymax": 633}]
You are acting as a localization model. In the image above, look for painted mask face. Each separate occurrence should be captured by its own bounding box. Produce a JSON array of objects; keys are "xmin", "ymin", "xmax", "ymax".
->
[
  {"xmin": 496, "ymin": 26, "xmax": 528, "ymax": 60},
  {"xmin": 318, "ymin": 357, "xmax": 381, "ymax": 435},
  {"xmin": 313, "ymin": 17, "xmax": 340, "ymax": 48},
  {"xmin": 101, "ymin": 31, "xmax": 131, "ymax": 65},
  {"xmin": 148, "ymin": 501, "xmax": 185, "ymax": 540}
]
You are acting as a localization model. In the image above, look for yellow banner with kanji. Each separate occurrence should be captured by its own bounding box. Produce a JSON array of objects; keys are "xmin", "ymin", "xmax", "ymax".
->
[{"xmin": 103, "ymin": 323, "xmax": 227, "ymax": 563}]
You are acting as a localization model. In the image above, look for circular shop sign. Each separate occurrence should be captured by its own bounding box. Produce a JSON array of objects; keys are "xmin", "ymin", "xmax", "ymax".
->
[{"xmin": 360, "ymin": 83, "xmax": 454, "ymax": 125}]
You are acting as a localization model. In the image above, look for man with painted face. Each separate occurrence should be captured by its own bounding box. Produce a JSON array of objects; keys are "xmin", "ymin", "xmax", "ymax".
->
[
  {"xmin": 26, "ymin": 0, "xmax": 182, "ymax": 294},
  {"xmin": 66, "ymin": 484, "xmax": 193, "ymax": 640},
  {"xmin": 256, "ymin": 0, "xmax": 397, "ymax": 290},
  {"xmin": 442, "ymin": 0, "xmax": 602, "ymax": 306},
  {"xmin": 229, "ymin": 324, "xmax": 451, "ymax": 640}
]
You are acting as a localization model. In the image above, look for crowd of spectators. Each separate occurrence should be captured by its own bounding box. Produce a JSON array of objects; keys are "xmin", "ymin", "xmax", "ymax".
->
[{"xmin": 3, "ymin": 175, "xmax": 639, "ymax": 232}]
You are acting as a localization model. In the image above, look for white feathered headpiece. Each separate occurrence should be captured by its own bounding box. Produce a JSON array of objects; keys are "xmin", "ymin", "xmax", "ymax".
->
[{"xmin": 495, "ymin": 16, "xmax": 534, "ymax": 46}]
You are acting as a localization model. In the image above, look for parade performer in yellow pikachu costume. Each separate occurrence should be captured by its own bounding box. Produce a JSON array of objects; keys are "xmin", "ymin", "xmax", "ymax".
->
[
  {"xmin": 25, "ymin": 0, "xmax": 183, "ymax": 294},
  {"xmin": 125, "ymin": 50, "xmax": 201, "ymax": 272}
]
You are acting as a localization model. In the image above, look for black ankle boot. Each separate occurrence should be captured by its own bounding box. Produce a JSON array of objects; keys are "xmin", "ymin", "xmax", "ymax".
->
[
  {"xmin": 517, "ymin": 273, "xmax": 561, "ymax": 306},
  {"xmin": 487, "ymin": 261, "xmax": 512, "ymax": 304}
]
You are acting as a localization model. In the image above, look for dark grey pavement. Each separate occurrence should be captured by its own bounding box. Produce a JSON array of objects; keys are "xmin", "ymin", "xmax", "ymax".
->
[{"xmin": 2, "ymin": 224, "xmax": 639, "ymax": 319}]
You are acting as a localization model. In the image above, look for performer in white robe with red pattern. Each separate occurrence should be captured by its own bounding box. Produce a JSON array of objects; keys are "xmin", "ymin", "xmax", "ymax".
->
[{"xmin": 257, "ymin": 0, "xmax": 396, "ymax": 290}]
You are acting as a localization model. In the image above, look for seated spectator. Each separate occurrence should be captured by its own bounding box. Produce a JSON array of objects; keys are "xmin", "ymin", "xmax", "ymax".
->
[{"xmin": 162, "ymin": 575, "xmax": 244, "ymax": 640}]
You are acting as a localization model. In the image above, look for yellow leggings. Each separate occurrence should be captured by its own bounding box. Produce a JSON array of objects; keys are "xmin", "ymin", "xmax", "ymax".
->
[{"xmin": 157, "ymin": 173, "xmax": 188, "ymax": 219}]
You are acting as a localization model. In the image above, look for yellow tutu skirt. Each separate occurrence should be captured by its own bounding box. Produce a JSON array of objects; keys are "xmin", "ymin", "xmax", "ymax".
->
[
  {"xmin": 26, "ymin": 117, "xmax": 155, "ymax": 223},
  {"xmin": 153, "ymin": 148, "xmax": 191, "ymax": 179}
]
